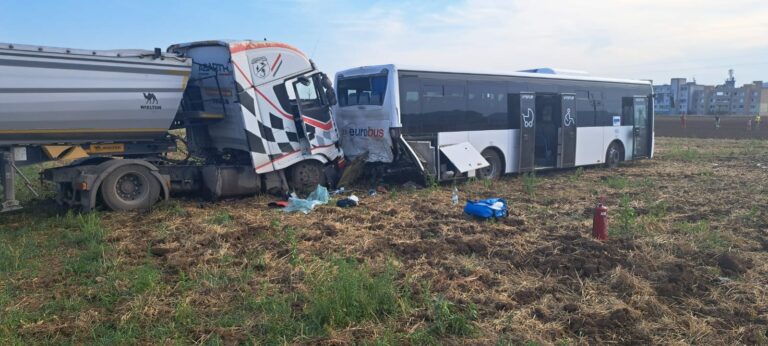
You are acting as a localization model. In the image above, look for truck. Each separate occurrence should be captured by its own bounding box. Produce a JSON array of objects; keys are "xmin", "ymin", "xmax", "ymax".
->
[{"xmin": 0, "ymin": 40, "xmax": 344, "ymax": 212}]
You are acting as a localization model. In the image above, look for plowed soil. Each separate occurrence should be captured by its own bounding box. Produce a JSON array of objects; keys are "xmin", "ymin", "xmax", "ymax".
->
[{"xmin": 2, "ymin": 136, "xmax": 768, "ymax": 345}]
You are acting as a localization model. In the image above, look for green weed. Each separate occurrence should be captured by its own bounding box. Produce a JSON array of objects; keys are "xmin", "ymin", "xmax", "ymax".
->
[
  {"xmin": 648, "ymin": 200, "xmax": 669, "ymax": 218},
  {"xmin": 61, "ymin": 212, "xmax": 110, "ymax": 277},
  {"xmin": 410, "ymin": 295, "xmax": 477, "ymax": 344},
  {"xmin": 154, "ymin": 200, "xmax": 189, "ymax": 217},
  {"xmin": 305, "ymin": 259, "xmax": 404, "ymax": 332},
  {"xmin": 521, "ymin": 172, "xmax": 537, "ymax": 197},
  {"xmin": 677, "ymin": 220, "xmax": 710, "ymax": 234},
  {"xmin": 639, "ymin": 176, "xmax": 656, "ymax": 188},
  {"xmin": 426, "ymin": 174, "xmax": 439, "ymax": 189},
  {"xmin": 207, "ymin": 210, "xmax": 233, "ymax": 225},
  {"xmin": 739, "ymin": 205, "xmax": 760, "ymax": 226},
  {"xmin": 603, "ymin": 175, "xmax": 629, "ymax": 189},
  {"xmin": 569, "ymin": 167, "xmax": 584, "ymax": 183},
  {"xmin": 666, "ymin": 146, "xmax": 704, "ymax": 162},
  {"xmin": 676, "ymin": 220, "xmax": 731, "ymax": 251},
  {"xmin": 610, "ymin": 195, "xmax": 639, "ymax": 238},
  {"xmin": 283, "ymin": 227, "xmax": 300, "ymax": 266}
]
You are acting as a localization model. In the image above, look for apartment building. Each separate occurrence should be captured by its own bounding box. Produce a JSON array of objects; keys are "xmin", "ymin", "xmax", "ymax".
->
[{"xmin": 654, "ymin": 70, "xmax": 766, "ymax": 116}]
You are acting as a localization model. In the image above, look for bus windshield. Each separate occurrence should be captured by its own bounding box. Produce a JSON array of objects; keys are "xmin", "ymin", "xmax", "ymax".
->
[{"xmin": 337, "ymin": 72, "xmax": 388, "ymax": 107}]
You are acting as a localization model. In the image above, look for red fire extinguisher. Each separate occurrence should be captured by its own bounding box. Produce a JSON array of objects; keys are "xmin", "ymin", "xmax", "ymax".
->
[{"xmin": 593, "ymin": 197, "xmax": 608, "ymax": 240}]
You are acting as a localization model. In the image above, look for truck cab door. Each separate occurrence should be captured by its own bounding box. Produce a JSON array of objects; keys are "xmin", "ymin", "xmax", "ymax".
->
[{"xmin": 292, "ymin": 74, "xmax": 337, "ymax": 153}]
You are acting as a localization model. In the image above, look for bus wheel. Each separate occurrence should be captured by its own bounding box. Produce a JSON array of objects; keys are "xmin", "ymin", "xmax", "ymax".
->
[
  {"xmin": 100, "ymin": 165, "xmax": 161, "ymax": 211},
  {"xmin": 605, "ymin": 142, "xmax": 622, "ymax": 168},
  {"xmin": 290, "ymin": 160, "xmax": 327, "ymax": 193},
  {"xmin": 478, "ymin": 149, "xmax": 503, "ymax": 180}
]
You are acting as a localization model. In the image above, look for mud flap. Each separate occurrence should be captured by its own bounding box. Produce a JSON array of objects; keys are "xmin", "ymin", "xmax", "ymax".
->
[{"xmin": 439, "ymin": 142, "xmax": 490, "ymax": 177}]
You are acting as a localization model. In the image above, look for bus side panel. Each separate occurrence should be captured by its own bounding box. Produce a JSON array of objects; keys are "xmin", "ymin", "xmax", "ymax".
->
[
  {"xmin": 602, "ymin": 125, "xmax": 634, "ymax": 161},
  {"xmin": 575, "ymin": 127, "xmax": 604, "ymax": 166}
]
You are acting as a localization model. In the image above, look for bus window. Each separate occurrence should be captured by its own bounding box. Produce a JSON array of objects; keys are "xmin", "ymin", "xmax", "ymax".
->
[
  {"xmin": 468, "ymin": 81, "xmax": 507, "ymax": 130},
  {"xmin": 420, "ymin": 80, "xmax": 466, "ymax": 132},
  {"xmin": 603, "ymin": 89, "xmax": 623, "ymax": 126},
  {"xmin": 399, "ymin": 76, "xmax": 421, "ymax": 133},
  {"xmin": 337, "ymin": 72, "xmax": 388, "ymax": 107},
  {"xmin": 576, "ymin": 90, "xmax": 595, "ymax": 127}
]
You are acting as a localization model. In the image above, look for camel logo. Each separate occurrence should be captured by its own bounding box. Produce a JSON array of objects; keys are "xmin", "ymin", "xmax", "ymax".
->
[
  {"xmin": 522, "ymin": 108, "xmax": 535, "ymax": 128},
  {"xmin": 143, "ymin": 92, "xmax": 158, "ymax": 104},
  {"xmin": 563, "ymin": 108, "xmax": 574, "ymax": 127},
  {"xmin": 140, "ymin": 92, "xmax": 161, "ymax": 110},
  {"xmin": 251, "ymin": 56, "xmax": 269, "ymax": 79}
]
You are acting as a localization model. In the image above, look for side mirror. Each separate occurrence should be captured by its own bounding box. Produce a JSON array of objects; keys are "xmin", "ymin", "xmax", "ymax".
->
[
  {"xmin": 326, "ymin": 89, "xmax": 337, "ymax": 106},
  {"xmin": 321, "ymin": 74, "xmax": 337, "ymax": 106}
]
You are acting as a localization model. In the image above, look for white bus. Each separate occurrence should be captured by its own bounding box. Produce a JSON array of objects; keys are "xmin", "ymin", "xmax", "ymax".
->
[{"xmin": 334, "ymin": 65, "xmax": 653, "ymax": 181}]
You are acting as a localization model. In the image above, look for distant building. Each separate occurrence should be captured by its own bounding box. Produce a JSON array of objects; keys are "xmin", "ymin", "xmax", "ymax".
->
[{"xmin": 653, "ymin": 70, "xmax": 765, "ymax": 116}]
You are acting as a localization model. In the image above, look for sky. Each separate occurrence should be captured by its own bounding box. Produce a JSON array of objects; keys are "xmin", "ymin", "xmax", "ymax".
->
[{"xmin": 1, "ymin": 0, "xmax": 767, "ymax": 85}]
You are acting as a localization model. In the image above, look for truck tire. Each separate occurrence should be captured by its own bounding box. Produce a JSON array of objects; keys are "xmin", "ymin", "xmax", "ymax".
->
[
  {"xmin": 477, "ymin": 149, "xmax": 503, "ymax": 180},
  {"xmin": 290, "ymin": 160, "xmax": 326, "ymax": 193},
  {"xmin": 100, "ymin": 165, "xmax": 161, "ymax": 211}
]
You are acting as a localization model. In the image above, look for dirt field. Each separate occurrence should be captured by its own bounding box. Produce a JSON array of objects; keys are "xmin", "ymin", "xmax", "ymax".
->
[
  {"xmin": 1, "ymin": 137, "xmax": 768, "ymax": 345},
  {"xmin": 656, "ymin": 115, "xmax": 768, "ymax": 139}
]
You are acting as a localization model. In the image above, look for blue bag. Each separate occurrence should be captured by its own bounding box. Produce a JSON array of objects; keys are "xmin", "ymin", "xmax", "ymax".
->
[{"xmin": 464, "ymin": 198, "xmax": 508, "ymax": 219}]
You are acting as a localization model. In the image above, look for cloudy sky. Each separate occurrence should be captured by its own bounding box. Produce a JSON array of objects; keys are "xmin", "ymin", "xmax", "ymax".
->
[{"xmin": 1, "ymin": 0, "xmax": 766, "ymax": 85}]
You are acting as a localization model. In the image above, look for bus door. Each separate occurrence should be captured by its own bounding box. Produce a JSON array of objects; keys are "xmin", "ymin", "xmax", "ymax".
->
[
  {"xmin": 632, "ymin": 96, "xmax": 651, "ymax": 158},
  {"xmin": 518, "ymin": 92, "xmax": 536, "ymax": 172},
  {"xmin": 558, "ymin": 93, "xmax": 577, "ymax": 167}
]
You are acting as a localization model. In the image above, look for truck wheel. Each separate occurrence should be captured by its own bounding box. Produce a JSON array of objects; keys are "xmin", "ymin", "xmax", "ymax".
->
[
  {"xmin": 100, "ymin": 165, "xmax": 161, "ymax": 211},
  {"xmin": 605, "ymin": 142, "xmax": 622, "ymax": 168},
  {"xmin": 290, "ymin": 160, "xmax": 326, "ymax": 193},
  {"xmin": 477, "ymin": 149, "xmax": 503, "ymax": 180}
]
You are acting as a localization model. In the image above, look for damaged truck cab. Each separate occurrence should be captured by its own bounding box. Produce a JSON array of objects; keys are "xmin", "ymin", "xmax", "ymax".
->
[{"xmin": 0, "ymin": 40, "xmax": 343, "ymax": 212}]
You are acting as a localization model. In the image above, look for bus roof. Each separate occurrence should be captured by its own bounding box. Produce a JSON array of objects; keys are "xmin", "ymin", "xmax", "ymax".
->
[{"xmin": 339, "ymin": 64, "xmax": 652, "ymax": 86}]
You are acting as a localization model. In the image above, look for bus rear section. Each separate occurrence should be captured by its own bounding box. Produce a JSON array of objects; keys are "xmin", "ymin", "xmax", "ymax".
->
[{"xmin": 335, "ymin": 64, "xmax": 653, "ymax": 184}]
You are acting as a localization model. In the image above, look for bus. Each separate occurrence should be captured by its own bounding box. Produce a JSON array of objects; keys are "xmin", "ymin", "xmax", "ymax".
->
[{"xmin": 334, "ymin": 65, "xmax": 653, "ymax": 181}]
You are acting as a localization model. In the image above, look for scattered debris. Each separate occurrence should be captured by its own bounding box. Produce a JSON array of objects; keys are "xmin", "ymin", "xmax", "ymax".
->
[
  {"xmin": 336, "ymin": 195, "xmax": 360, "ymax": 208},
  {"xmin": 282, "ymin": 185, "xmax": 330, "ymax": 214}
]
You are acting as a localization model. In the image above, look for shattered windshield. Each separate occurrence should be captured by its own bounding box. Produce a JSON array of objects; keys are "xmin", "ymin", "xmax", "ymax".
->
[{"xmin": 337, "ymin": 72, "xmax": 388, "ymax": 107}]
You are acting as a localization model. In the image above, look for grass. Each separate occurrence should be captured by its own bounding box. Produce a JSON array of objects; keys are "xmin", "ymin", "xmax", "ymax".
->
[
  {"xmin": 304, "ymin": 259, "xmax": 405, "ymax": 333},
  {"xmin": 207, "ymin": 210, "xmax": 233, "ymax": 225},
  {"xmin": 1, "ymin": 137, "xmax": 767, "ymax": 344},
  {"xmin": 610, "ymin": 195, "xmax": 639, "ymax": 238},
  {"xmin": 283, "ymin": 226, "xmax": 300, "ymax": 267},
  {"xmin": 603, "ymin": 174, "xmax": 629, "ymax": 189},
  {"xmin": 568, "ymin": 167, "xmax": 584, "ymax": 183},
  {"xmin": 521, "ymin": 172, "xmax": 537, "ymax": 197},
  {"xmin": 7, "ymin": 164, "xmax": 55, "ymax": 203},
  {"xmin": 410, "ymin": 295, "xmax": 478, "ymax": 345},
  {"xmin": 666, "ymin": 145, "xmax": 705, "ymax": 162}
]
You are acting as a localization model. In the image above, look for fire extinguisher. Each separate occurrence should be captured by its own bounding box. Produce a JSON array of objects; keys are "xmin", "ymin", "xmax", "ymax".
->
[{"xmin": 593, "ymin": 197, "xmax": 608, "ymax": 240}]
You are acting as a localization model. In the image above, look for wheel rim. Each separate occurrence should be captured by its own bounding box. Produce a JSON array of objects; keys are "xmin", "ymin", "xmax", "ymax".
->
[
  {"xmin": 295, "ymin": 163, "xmax": 321, "ymax": 187},
  {"xmin": 608, "ymin": 147, "xmax": 620, "ymax": 166},
  {"xmin": 115, "ymin": 173, "xmax": 147, "ymax": 202},
  {"xmin": 479, "ymin": 154, "xmax": 499, "ymax": 179}
]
